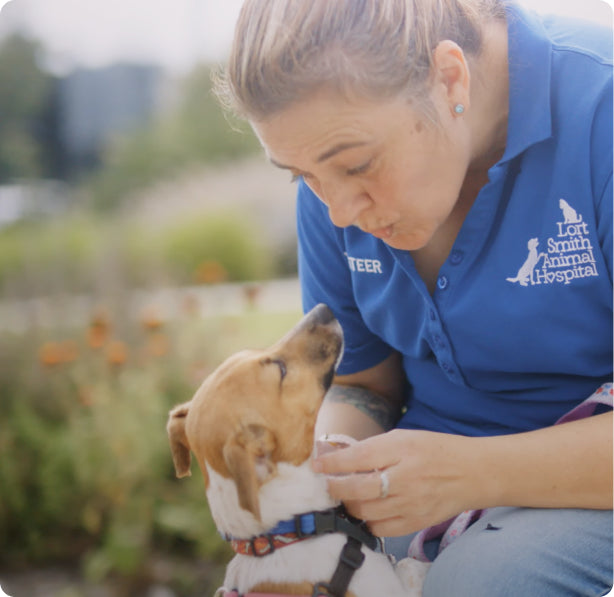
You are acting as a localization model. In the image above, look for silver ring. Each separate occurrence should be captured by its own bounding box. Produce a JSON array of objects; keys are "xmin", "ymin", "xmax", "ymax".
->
[{"xmin": 379, "ymin": 470, "xmax": 390, "ymax": 499}]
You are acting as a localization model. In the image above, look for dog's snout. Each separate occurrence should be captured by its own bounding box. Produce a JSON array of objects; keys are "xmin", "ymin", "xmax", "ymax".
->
[{"xmin": 308, "ymin": 304, "xmax": 336, "ymax": 325}]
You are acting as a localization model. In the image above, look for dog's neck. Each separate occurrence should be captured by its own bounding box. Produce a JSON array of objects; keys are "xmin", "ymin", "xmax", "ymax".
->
[{"xmin": 206, "ymin": 458, "xmax": 337, "ymax": 539}]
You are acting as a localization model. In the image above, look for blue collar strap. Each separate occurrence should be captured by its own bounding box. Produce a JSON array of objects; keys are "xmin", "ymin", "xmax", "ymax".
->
[{"xmin": 223, "ymin": 506, "xmax": 379, "ymax": 556}]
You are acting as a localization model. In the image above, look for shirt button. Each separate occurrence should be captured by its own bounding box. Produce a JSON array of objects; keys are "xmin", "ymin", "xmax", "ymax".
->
[
  {"xmin": 437, "ymin": 275, "xmax": 449, "ymax": 290},
  {"xmin": 450, "ymin": 250, "xmax": 464, "ymax": 265}
]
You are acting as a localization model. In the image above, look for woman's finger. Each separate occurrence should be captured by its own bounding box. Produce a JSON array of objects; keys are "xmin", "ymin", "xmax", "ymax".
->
[
  {"xmin": 313, "ymin": 431, "xmax": 402, "ymax": 475},
  {"xmin": 326, "ymin": 470, "xmax": 385, "ymax": 501}
]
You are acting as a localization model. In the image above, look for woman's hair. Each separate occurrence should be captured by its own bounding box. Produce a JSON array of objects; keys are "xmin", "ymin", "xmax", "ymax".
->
[{"xmin": 215, "ymin": 0, "xmax": 506, "ymax": 121}]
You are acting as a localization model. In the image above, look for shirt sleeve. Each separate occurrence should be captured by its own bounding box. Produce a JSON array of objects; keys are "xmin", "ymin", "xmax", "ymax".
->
[{"xmin": 296, "ymin": 179, "xmax": 393, "ymax": 375}]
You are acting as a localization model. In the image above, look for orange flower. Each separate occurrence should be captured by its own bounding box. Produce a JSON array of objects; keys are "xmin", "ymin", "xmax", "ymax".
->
[
  {"xmin": 144, "ymin": 332, "xmax": 170, "ymax": 358},
  {"xmin": 88, "ymin": 308, "xmax": 112, "ymax": 349},
  {"xmin": 141, "ymin": 306, "xmax": 164, "ymax": 331},
  {"xmin": 106, "ymin": 340, "xmax": 128, "ymax": 367},
  {"xmin": 194, "ymin": 260, "xmax": 228, "ymax": 285},
  {"xmin": 39, "ymin": 341, "xmax": 63, "ymax": 367}
]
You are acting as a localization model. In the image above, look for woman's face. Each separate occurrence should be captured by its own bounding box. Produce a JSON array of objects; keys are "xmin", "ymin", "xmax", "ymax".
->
[{"xmin": 252, "ymin": 88, "xmax": 472, "ymax": 252}]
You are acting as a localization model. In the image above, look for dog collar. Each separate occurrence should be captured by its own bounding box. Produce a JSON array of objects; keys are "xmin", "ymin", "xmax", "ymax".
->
[{"xmin": 224, "ymin": 506, "xmax": 378, "ymax": 557}]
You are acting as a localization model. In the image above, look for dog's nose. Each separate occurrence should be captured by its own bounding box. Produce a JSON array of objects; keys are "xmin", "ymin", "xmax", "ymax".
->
[{"xmin": 309, "ymin": 304, "xmax": 336, "ymax": 325}]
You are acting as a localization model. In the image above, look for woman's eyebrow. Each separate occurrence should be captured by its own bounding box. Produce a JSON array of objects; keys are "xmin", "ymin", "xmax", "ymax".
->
[
  {"xmin": 269, "ymin": 157, "xmax": 293, "ymax": 170},
  {"xmin": 269, "ymin": 141, "xmax": 370, "ymax": 171},
  {"xmin": 317, "ymin": 141, "xmax": 369, "ymax": 162}
]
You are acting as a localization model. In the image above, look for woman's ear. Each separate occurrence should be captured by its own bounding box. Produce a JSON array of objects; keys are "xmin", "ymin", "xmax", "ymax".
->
[{"xmin": 431, "ymin": 40, "xmax": 471, "ymax": 115}]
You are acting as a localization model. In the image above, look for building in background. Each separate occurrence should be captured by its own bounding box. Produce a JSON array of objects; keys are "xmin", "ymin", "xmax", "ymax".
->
[{"xmin": 57, "ymin": 63, "xmax": 164, "ymax": 173}]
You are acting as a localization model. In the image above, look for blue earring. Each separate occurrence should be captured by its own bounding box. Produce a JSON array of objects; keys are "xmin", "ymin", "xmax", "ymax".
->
[{"xmin": 454, "ymin": 104, "xmax": 465, "ymax": 115}]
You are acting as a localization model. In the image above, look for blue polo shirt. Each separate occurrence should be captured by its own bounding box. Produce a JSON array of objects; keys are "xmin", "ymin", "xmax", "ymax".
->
[{"xmin": 296, "ymin": 3, "xmax": 613, "ymax": 436}]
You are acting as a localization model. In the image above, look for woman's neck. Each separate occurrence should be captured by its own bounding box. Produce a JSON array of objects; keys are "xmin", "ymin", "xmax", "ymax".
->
[{"xmin": 467, "ymin": 18, "xmax": 510, "ymax": 172}]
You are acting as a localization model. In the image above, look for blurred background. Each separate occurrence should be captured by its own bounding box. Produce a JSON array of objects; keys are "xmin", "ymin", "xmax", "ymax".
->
[{"xmin": 0, "ymin": 0, "xmax": 610, "ymax": 596}]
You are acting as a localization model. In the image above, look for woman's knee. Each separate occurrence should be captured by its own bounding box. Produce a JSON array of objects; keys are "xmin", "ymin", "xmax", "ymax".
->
[{"xmin": 422, "ymin": 507, "xmax": 613, "ymax": 597}]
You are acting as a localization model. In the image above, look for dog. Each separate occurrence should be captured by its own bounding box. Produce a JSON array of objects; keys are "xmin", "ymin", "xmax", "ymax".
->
[
  {"xmin": 506, "ymin": 237, "xmax": 546, "ymax": 286},
  {"xmin": 167, "ymin": 304, "xmax": 428, "ymax": 596}
]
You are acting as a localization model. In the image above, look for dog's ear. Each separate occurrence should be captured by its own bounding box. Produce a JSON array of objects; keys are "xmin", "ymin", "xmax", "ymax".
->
[
  {"xmin": 223, "ymin": 424, "xmax": 277, "ymax": 521},
  {"xmin": 167, "ymin": 402, "xmax": 193, "ymax": 478}
]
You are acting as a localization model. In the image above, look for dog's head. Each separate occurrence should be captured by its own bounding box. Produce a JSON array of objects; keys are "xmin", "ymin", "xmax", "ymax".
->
[{"xmin": 167, "ymin": 304, "xmax": 343, "ymax": 521}]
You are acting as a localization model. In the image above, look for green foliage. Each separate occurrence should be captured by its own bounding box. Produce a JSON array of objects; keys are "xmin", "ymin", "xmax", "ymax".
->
[
  {"xmin": 0, "ymin": 216, "xmax": 102, "ymax": 295},
  {"xmin": 0, "ymin": 34, "xmax": 53, "ymax": 180},
  {"xmin": 87, "ymin": 65, "xmax": 260, "ymax": 212},
  {"xmin": 160, "ymin": 212, "xmax": 273, "ymax": 283},
  {"xmin": 0, "ymin": 209, "xmax": 276, "ymax": 296},
  {"xmin": 0, "ymin": 309, "xmax": 302, "ymax": 594}
]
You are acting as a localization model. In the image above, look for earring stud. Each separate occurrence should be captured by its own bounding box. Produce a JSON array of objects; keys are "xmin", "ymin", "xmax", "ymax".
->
[{"xmin": 454, "ymin": 104, "xmax": 465, "ymax": 114}]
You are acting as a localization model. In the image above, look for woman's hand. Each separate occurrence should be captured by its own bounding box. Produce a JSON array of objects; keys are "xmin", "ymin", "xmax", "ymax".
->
[
  {"xmin": 312, "ymin": 412, "xmax": 613, "ymax": 537},
  {"xmin": 312, "ymin": 428, "xmax": 476, "ymax": 537}
]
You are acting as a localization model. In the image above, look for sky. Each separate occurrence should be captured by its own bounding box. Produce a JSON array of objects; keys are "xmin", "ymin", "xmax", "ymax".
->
[
  {"xmin": 0, "ymin": 0, "xmax": 612, "ymax": 75},
  {"xmin": 0, "ymin": 0, "xmax": 246, "ymax": 73}
]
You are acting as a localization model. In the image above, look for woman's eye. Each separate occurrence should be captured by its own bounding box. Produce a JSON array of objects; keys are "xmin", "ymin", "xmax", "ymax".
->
[{"xmin": 346, "ymin": 160, "xmax": 372, "ymax": 176}]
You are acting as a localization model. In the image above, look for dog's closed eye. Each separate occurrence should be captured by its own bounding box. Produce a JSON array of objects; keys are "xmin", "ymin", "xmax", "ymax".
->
[{"xmin": 262, "ymin": 358, "xmax": 287, "ymax": 382}]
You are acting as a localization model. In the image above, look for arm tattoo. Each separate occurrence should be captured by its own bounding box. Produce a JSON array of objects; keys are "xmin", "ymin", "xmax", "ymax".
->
[{"xmin": 325, "ymin": 385, "xmax": 402, "ymax": 431}]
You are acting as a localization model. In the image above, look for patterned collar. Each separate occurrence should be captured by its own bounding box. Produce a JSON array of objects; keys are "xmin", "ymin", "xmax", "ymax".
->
[{"xmin": 223, "ymin": 506, "xmax": 378, "ymax": 557}]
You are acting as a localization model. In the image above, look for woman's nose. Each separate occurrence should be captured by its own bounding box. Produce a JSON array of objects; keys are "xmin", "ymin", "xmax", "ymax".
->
[{"xmin": 318, "ymin": 183, "xmax": 371, "ymax": 229}]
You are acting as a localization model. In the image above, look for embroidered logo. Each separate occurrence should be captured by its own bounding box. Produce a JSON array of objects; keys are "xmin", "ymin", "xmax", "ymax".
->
[
  {"xmin": 344, "ymin": 253, "xmax": 383, "ymax": 274},
  {"xmin": 506, "ymin": 199, "xmax": 599, "ymax": 287}
]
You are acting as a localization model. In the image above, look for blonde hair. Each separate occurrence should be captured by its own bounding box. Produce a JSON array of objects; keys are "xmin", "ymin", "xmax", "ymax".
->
[{"xmin": 216, "ymin": 0, "xmax": 506, "ymax": 121}]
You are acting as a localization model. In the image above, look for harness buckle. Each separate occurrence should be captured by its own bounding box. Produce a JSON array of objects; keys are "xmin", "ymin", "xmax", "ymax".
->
[
  {"xmin": 339, "ymin": 540, "xmax": 365, "ymax": 570},
  {"xmin": 311, "ymin": 582, "xmax": 335, "ymax": 597},
  {"xmin": 314, "ymin": 509, "xmax": 337, "ymax": 535},
  {"xmin": 249, "ymin": 533, "xmax": 275, "ymax": 557}
]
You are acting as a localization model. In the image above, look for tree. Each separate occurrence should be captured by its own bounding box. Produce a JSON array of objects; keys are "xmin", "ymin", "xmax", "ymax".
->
[{"xmin": 0, "ymin": 34, "xmax": 53, "ymax": 181}]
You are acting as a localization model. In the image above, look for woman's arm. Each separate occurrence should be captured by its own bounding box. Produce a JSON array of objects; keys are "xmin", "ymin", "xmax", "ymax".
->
[
  {"xmin": 315, "ymin": 351, "xmax": 406, "ymax": 440},
  {"xmin": 477, "ymin": 410, "xmax": 613, "ymax": 510}
]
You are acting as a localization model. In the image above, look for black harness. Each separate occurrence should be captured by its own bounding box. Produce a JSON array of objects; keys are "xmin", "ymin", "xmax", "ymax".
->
[{"xmin": 224, "ymin": 505, "xmax": 379, "ymax": 597}]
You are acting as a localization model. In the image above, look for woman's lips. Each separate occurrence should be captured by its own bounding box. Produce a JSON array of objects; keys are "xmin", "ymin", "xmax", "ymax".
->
[{"xmin": 368, "ymin": 224, "xmax": 394, "ymax": 240}]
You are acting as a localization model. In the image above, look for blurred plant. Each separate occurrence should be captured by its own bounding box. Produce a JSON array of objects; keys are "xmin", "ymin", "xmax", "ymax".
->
[
  {"xmin": 0, "ymin": 208, "xmax": 278, "ymax": 298},
  {"xmin": 162, "ymin": 212, "xmax": 273, "ymax": 284},
  {"xmin": 0, "ymin": 34, "xmax": 55, "ymax": 181},
  {"xmin": 0, "ymin": 305, "xmax": 302, "ymax": 594}
]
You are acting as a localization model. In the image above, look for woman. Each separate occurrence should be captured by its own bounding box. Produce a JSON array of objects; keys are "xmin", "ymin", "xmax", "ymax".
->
[{"xmin": 216, "ymin": 1, "xmax": 613, "ymax": 594}]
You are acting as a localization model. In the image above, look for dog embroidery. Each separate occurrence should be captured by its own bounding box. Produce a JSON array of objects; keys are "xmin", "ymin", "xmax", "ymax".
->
[{"xmin": 506, "ymin": 238, "xmax": 546, "ymax": 286}]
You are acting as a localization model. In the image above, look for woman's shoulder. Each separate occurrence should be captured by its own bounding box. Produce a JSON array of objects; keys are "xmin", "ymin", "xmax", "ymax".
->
[{"xmin": 541, "ymin": 9, "xmax": 612, "ymax": 66}]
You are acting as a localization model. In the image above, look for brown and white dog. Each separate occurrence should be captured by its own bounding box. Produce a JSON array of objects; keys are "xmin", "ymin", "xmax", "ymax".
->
[{"xmin": 167, "ymin": 304, "xmax": 427, "ymax": 596}]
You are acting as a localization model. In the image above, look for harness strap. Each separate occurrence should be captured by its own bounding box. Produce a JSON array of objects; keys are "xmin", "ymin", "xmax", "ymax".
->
[{"xmin": 311, "ymin": 536, "xmax": 365, "ymax": 597}]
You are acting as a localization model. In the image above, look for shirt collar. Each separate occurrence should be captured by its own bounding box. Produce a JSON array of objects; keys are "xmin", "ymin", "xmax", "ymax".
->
[{"xmin": 501, "ymin": 3, "xmax": 553, "ymax": 162}]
